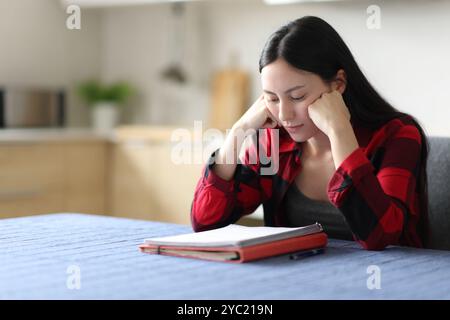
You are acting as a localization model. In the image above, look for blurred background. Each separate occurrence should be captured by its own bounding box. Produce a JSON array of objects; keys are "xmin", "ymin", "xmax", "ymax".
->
[{"xmin": 0, "ymin": 0, "xmax": 449, "ymax": 226}]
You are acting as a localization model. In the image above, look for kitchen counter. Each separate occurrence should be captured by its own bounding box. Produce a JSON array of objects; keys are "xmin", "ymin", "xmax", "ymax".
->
[
  {"xmin": 0, "ymin": 128, "xmax": 113, "ymax": 143},
  {"xmin": 0, "ymin": 126, "xmax": 196, "ymax": 144}
]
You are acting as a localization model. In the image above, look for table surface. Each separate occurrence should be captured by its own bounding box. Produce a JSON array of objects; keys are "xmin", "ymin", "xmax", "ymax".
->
[{"xmin": 1, "ymin": 213, "xmax": 450, "ymax": 299}]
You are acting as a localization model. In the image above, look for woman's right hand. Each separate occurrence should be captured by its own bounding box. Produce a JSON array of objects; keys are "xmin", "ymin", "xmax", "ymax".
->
[
  {"xmin": 233, "ymin": 94, "xmax": 280, "ymax": 132},
  {"xmin": 213, "ymin": 94, "xmax": 279, "ymax": 180}
]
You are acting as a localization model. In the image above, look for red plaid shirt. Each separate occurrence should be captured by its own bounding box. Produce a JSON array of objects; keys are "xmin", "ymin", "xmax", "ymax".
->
[{"xmin": 191, "ymin": 116, "xmax": 424, "ymax": 250}]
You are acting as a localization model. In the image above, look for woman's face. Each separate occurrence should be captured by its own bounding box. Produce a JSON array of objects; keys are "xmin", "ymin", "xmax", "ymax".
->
[{"xmin": 261, "ymin": 58, "xmax": 332, "ymax": 142}]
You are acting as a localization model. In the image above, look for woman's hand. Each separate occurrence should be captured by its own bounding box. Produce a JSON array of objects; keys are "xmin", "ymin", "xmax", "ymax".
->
[
  {"xmin": 213, "ymin": 94, "xmax": 279, "ymax": 180},
  {"xmin": 307, "ymin": 90, "xmax": 351, "ymax": 136},
  {"xmin": 308, "ymin": 90, "xmax": 359, "ymax": 169},
  {"xmin": 234, "ymin": 94, "xmax": 280, "ymax": 132}
]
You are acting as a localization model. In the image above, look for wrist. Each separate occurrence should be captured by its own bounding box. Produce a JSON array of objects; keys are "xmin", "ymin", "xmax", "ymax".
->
[
  {"xmin": 231, "ymin": 123, "xmax": 244, "ymax": 134},
  {"xmin": 232, "ymin": 122, "xmax": 259, "ymax": 138},
  {"xmin": 328, "ymin": 122, "xmax": 359, "ymax": 169},
  {"xmin": 232, "ymin": 120, "xmax": 250, "ymax": 133},
  {"xmin": 328, "ymin": 120, "xmax": 353, "ymax": 141}
]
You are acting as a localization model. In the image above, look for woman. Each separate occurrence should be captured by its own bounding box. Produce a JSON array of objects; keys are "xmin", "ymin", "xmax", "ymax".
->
[{"xmin": 191, "ymin": 16, "xmax": 429, "ymax": 250}]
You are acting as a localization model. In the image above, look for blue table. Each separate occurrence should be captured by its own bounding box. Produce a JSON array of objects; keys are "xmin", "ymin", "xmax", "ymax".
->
[{"xmin": 1, "ymin": 213, "xmax": 449, "ymax": 299}]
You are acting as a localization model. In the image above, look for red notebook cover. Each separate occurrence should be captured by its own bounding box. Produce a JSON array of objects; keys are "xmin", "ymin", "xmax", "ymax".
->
[{"xmin": 139, "ymin": 231, "xmax": 327, "ymax": 263}]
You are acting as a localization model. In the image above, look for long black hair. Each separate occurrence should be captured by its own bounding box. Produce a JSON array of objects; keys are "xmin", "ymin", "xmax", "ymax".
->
[{"xmin": 259, "ymin": 16, "xmax": 429, "ymax": 246}]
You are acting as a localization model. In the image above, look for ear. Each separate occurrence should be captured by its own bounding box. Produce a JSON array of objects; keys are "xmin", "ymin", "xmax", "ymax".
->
[{"xmin": 331, "ymin": 69, "xmax": 347, "ymax": 94}]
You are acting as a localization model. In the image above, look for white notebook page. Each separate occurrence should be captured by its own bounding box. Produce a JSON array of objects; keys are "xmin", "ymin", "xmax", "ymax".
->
[{"xmin": 144, "ymin": 223, "xmax": 322, "ymax": 248}]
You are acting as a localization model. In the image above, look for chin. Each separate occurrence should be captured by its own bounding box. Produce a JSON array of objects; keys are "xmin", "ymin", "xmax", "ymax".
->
[
  {"xmin": 288, "ymin": 133, "xmax": 309, "ymax": 142},
  {"xmin": 289, "ymin": 130, "xmax": 317, "ymax": 142}
]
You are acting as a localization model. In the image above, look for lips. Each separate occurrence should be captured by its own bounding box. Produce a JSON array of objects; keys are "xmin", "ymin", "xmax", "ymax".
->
[
  {"xmin": 286, "ymin": 124, "xmax": 303, "ymax": 129},
  {"xmin": 285, "ymin": 124, "xmax": 304, "ymax": 133}
]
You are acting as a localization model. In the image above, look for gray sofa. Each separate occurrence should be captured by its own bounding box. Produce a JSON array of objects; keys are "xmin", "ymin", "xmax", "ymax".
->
[{"xmin": 427, "ymin": 137, "xmax": 450, "ymax": 250}]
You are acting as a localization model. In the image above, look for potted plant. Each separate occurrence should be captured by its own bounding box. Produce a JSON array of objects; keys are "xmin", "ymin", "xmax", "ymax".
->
[{"xmin": 77, "ymin": 80, "xmax": 133, "ymax": 132}]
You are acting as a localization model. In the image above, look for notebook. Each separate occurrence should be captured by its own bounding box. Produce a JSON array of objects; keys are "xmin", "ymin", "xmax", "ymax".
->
[{"xmin": 139, "ymin": 223, "xmax": 327, "ymax": 263}]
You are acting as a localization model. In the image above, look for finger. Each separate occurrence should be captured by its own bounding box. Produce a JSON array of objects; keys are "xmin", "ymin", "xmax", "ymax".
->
[
  {"xmin": 268, "ymin": 120, "xmax": 278, "ymax": 128},
  {"xmin": 264, "ymin": 103, "xmax": 278, "ymax": 120},
  {"xmin": 264, "ymin": 107, "xmax": 279, "ymax": 126},
  {"xmin": 262, "ymin": 115, "xmax": 277, "ymax": 129},
  {"xmin": 267, "ymin": 110, "xmax": 281, "ymax": 127},
  {"xmin": 307, "ymin": 104, "xmax": 314, "ymax": 117},
  {"xmin": 262, "ymin": 118, "xmax": 277, "ymax": 129},
  {"xmin": 322, "ymin": 91, "xmax": 333, "ymax": 98}
]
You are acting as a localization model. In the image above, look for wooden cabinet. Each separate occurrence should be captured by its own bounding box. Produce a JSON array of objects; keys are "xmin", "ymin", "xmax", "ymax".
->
[
  {"xmin": 64, "ymin": 142, "xmax": 108, "ymax": 215},
  {"xmin": 0, "ymin": 129, "xmax": 203, "ymax": 224},
  {"xmin": 0, "ymin": 141, "xmax": 108, "ymax": 218},
  {"xmin": 0, "ymin": 143, "xmax": 65, "ymax": 217},
  {"xmin": 110, "ymin": 129, "xmax": 204, "ymax": 225}
]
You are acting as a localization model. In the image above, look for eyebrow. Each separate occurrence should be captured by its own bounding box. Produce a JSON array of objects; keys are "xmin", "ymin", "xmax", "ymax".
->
[{"xmin": 263, "ymin": 85, "xmax": 305, "ymax": 95}]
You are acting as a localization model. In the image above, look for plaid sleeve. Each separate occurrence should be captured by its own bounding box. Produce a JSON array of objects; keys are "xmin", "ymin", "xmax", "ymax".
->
[
  {"xmin": 327, "ymin": 123, "xmax": 422, "ymax": 250},
  {"xmin": 190, "ymin": 136, "xmax": 266, "ymax": 232}
]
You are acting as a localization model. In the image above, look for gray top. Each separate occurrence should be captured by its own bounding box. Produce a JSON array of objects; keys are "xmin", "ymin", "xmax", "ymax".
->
[{"xmin": 282, "ymin": 182, "xmax": 354, "ymax": 241}]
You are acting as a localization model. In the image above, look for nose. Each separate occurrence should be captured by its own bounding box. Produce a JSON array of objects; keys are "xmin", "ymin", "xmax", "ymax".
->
[{"xmin": 278, "ymin": 100, "xmax": 295, "ymax": 123}]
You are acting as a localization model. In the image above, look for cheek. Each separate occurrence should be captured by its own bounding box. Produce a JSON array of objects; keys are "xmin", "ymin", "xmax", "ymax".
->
[
  {"xmin": 267, "ymin": 101, "xmax": 314, "ymax": 123},
  {"xmin": 295, "ymin": 103, "xmax": 309, "ymax": 115},
  {"xmin": 293, "ymin": 103, "xmax": 312, "ymax": 121}
]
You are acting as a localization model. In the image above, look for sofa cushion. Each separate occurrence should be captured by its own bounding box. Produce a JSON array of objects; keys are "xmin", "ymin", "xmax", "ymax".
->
[{"xmin": 426, "ymin": 137, "xmax": 450, "ymax": 250}]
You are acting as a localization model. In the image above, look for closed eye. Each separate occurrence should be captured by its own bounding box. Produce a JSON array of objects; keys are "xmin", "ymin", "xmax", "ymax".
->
[
  {"xmin": 265, "ymin": 96, "xmax": 279, "ymax": 102},
  {"xmin": 266, "ymin": 96, "xmax": 304, "ymax": 102}
]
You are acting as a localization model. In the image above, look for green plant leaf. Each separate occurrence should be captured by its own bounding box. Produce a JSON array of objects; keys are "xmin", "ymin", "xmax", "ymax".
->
[{"xmin": 77, "ymin": 80, "xmax": 134, "ymax": 106}]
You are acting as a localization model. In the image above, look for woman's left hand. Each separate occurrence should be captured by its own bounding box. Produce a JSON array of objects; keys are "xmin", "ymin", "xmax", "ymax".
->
[{"xmin": 307, "ymin": 90, "xmax": 351, "ymax": 136}]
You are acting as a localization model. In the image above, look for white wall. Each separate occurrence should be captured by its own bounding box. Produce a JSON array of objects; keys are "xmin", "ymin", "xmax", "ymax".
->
[
  {"xmin": 101, "ymin": 2, "xmax": 210, "ymax": 125},
  {"xmin": 0, "ymin": 0, "xmax": 102, "ymax": 127}
]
